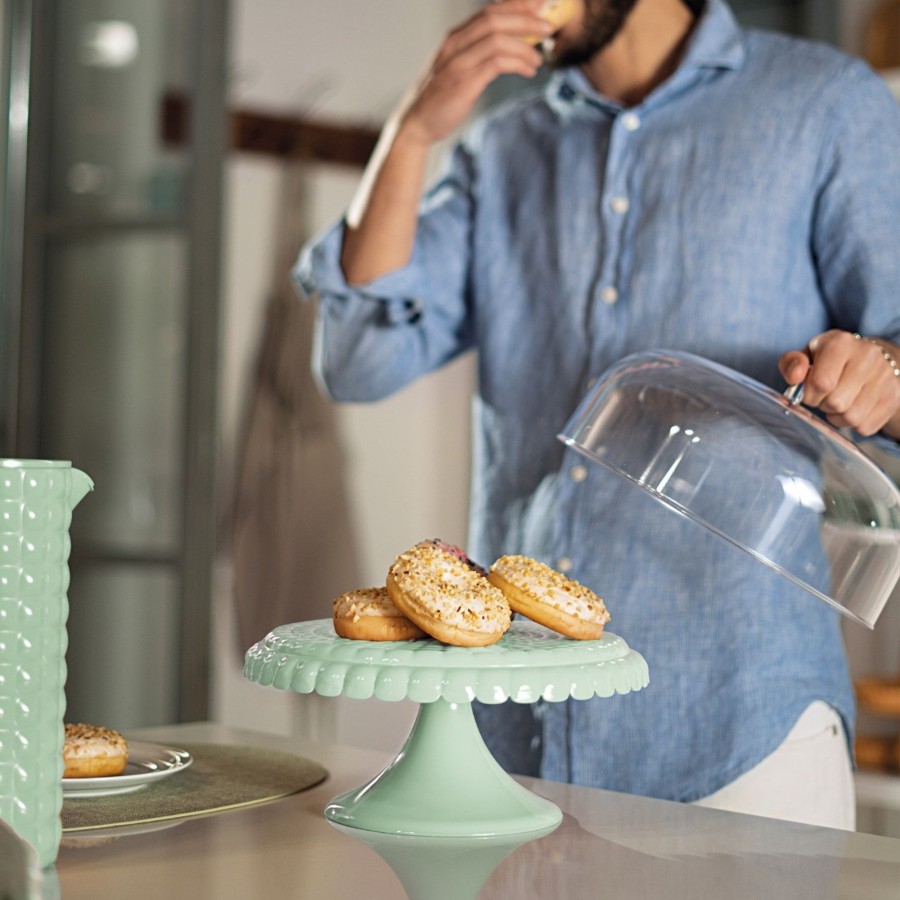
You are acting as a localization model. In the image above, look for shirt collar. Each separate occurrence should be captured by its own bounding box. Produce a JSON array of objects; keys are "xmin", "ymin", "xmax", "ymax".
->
[{"xmin": 546, "ymin": 0, "xmax": 746, "ymax": 117}]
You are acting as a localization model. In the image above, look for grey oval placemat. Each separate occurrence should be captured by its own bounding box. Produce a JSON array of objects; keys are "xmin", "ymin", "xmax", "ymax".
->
[{"xmin": 61, "ymin": 743, "xmax": 328, "ymax": 832}]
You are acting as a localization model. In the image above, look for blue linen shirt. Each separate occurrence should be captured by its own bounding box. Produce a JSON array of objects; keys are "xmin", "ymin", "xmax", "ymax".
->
[{"xmin": 297, "ymin": 0, "xmax": 900, "ymax": 802}]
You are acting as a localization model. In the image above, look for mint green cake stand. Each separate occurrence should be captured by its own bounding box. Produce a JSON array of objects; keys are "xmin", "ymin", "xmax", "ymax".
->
[{"xmin": 244, "ymin": 619, "xmax": 648, "ymax": 838}]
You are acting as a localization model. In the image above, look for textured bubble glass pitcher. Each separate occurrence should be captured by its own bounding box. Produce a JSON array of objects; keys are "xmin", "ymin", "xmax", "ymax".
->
[{"xmin": 0, "ymin": 459, "xmax": 92, "ymax": 867}]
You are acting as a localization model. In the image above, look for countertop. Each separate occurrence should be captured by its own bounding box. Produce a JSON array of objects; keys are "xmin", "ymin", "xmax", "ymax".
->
[{"xmin": 49, "ymin": 721, "xmax": 900, "ymax": 899}]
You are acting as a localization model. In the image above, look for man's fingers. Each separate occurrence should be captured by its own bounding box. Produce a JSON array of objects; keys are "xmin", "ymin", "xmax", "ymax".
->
[
  {"xmin": 778, "ymin": 349, "xmax": 810, "ymax": 385},
  {"xmin": 437, "ymin": 31, "xmax": 544, "ymax": 80},
  {"xmin": 441, "ymin": 2, "xmax": 552, "ymax": 63},
  {"xmin": 402, "ymin": 0, "xmax": 548, "ymax": 145},
  {"xmin": 801, "ymin": 330, "xmax": 856, "ymax": 407},
  {"xmin": 787, "ymin": 330, "xmax": 900, "ymax": 436}
]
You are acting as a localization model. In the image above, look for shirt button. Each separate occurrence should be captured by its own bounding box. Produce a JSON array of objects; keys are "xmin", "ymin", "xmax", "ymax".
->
[
  {"xmin": 610, "ymin": 196, "xmax": 630, "ymax": 214},
  {"xmin": 556, "ymin": 557, "xmax": 573, "ymax": 573},
  {"xmin": 621, "ymin": 112, "xmax": 641, "ymax": 131},
  {"xmin": 601, "ymin": 286, "xmax": 619, "ymax": 304},
  {"xmin": 570, "ymin": 464, "xmax": 588, "ymax": 483}
]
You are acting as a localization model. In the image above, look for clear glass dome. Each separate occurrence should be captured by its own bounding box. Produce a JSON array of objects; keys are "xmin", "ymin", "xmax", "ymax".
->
[{"xmin": 559, "ymin": 350, "xmax": 900, "ymax": 628}]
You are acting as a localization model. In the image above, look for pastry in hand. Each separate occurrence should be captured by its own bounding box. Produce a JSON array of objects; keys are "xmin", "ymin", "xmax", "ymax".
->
[
  {"xmin": 525, "ymin": 0, "xmax": 578, "ymax": 45},
  {"xmin": 387, "ymin": 542, "xmax": 511, "ymax": 647},
  {"xmin": 63, "ymin": 723, "xmax": 129, "ymax": 778},
  {"xmin": 333, "ymin": 586, "xmax": 427, "ymax": 641},
  {"xmin": 489, "ymin": 555, "xmax": 610, "ymax": 640}
]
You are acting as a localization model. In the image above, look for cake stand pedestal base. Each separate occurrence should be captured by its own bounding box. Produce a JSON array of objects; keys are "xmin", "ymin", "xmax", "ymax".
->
[
  {"xmin": 245, "ymin": 619, "xmax": 649, "ymax": 836},
  {"xmin": 325, "ymin": 698, "xmax": 562, "ymax": 837}
]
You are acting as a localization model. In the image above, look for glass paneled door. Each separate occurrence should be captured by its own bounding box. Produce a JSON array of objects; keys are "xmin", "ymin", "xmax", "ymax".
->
[
  {"xmin": 0, "ymin": 0, "xmax": 31, "ymax": 450},
  {"xmin": 8, "ymin": 0, "xmax": 228, "ymax": 728}
]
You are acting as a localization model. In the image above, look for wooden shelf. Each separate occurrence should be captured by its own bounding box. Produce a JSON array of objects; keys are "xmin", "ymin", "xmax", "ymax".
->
[{"xmin": 161, "ymin": 91, "xmax": 380, "ymax": 166}]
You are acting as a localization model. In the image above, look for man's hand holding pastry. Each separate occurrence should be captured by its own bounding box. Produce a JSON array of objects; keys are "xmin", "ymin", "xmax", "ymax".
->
[{"xmin": 395, "ymin": 0, "xmax": 552, "ymax": 149}]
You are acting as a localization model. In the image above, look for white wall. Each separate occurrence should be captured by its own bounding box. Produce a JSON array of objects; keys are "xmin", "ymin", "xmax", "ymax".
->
[{"xmin": 211, "ymin": 0, "xmax": 477, "ymax": 752}]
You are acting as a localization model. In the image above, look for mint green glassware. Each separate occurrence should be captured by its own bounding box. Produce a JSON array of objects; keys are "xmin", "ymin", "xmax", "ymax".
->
[
  {"xmin": 331, "ymin": 823, "xmax": 559, "ymax": 900},
  {"xmin": 0, "ymin": 459, "xmax": 93, "ymax": 868},
  {"xmin": 245, "ymin": 619, "xmax": 649, "ymax": 837}
]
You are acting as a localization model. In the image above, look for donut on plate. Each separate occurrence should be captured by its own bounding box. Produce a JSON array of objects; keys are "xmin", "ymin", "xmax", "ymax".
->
[
  {"xmin": 387, "ymin": 542, "xmax": 511, "ymax": 647},
  {"xmin": 63, "ymin": 723, "xmax": 129, "ymax": 778},
  {"xmin": 333, "ymin": 586, "xmax": 427, "ymax": 641},
  {"xmin": 489, "ymin": 555, "xmax": 610, "ymax": 640}
]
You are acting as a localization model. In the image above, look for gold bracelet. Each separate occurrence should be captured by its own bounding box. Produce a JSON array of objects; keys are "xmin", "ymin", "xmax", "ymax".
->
[{"xmin": 853, "ymin": 333, "xmax": 900, "ymax": 378}]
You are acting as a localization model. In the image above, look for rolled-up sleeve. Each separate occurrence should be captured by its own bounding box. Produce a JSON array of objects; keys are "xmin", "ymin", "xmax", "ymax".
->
[{"xmin": 294, "ymin": 142, "xmax": 479, "ymax": 403}]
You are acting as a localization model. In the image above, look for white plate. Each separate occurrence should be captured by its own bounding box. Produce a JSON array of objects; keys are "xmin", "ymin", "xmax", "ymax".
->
[{"xmin": 63, "ymin": 741, "xmax": 192, "ymax": 799}]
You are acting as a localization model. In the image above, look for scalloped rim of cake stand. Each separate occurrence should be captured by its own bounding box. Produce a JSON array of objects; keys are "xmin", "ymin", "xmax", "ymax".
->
[
  {"xmin": 244, "ymin": 619, "xmax": 649, "ymax": 837},
  {"xmin": 244, "ymin": 618, "xmax": 649, "ymax": 705}
]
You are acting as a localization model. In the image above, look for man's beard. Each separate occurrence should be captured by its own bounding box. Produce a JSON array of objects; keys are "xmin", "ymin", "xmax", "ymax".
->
[{"xmin": 550, "ymin": 0, "xmax": 641, "ymax": 68}]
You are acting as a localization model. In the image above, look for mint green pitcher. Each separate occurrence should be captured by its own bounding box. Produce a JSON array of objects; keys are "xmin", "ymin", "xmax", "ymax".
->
[{"xmin": 0, "ymin": 459, "xmax": 93, "ymax": 868}]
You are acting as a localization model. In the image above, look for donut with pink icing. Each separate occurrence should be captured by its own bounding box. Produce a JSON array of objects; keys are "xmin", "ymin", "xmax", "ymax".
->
[
  {"xmin": 415, "ymin": 538, "xmax": 488, "ymax": 577},
  {"xmin": 488, "ymin": 555, "xmax": 610, "ymax": 640}
]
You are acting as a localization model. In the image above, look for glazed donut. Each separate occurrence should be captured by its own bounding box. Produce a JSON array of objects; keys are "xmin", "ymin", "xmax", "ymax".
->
[
  {"xmin": 333, "ymin": 586, "xmax": 427, "ymax": 641},
  {"xmin": 63, "ymin": 723, "xmax": 129, "ymax": 778},
  {"xmin": 489, "ymin": 555, "xmax": 610, "ymax": 640},
  {"xmin": 387, "ymin": 543, "xmax": 511, "ymax": 647}
]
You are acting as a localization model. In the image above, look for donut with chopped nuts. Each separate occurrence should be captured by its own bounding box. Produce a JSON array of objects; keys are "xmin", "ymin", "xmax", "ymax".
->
[
  {"xmin": 333, "ymin": 586, "xmax": 427, "ymax": 641},
  {"xmin": 63, "ymin": 723, "xmax": 129, "ymax": 778},
  {"xmin": 387, "ymin": 543, "xmax": 511, "ymax": 647},
  {"xmin": 489, "ymin": 555, "xmax": 610, "ymax": 640}
]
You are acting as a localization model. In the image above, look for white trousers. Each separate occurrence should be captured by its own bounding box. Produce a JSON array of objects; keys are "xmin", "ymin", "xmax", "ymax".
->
[{"xmin": 694, "ymin": 701, "xmax": 856, "ymax": 831}]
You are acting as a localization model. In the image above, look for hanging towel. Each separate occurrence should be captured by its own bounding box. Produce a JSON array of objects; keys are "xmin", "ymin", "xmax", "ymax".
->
[{"xmin": 230, "ymin": 160, "xmax": 361, "ymax": 653}]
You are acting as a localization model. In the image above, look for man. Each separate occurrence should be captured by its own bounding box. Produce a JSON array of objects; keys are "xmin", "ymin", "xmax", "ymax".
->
[{"xmin": 297, "ymin": 0, "xmax": 900, "ymax": 828}]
